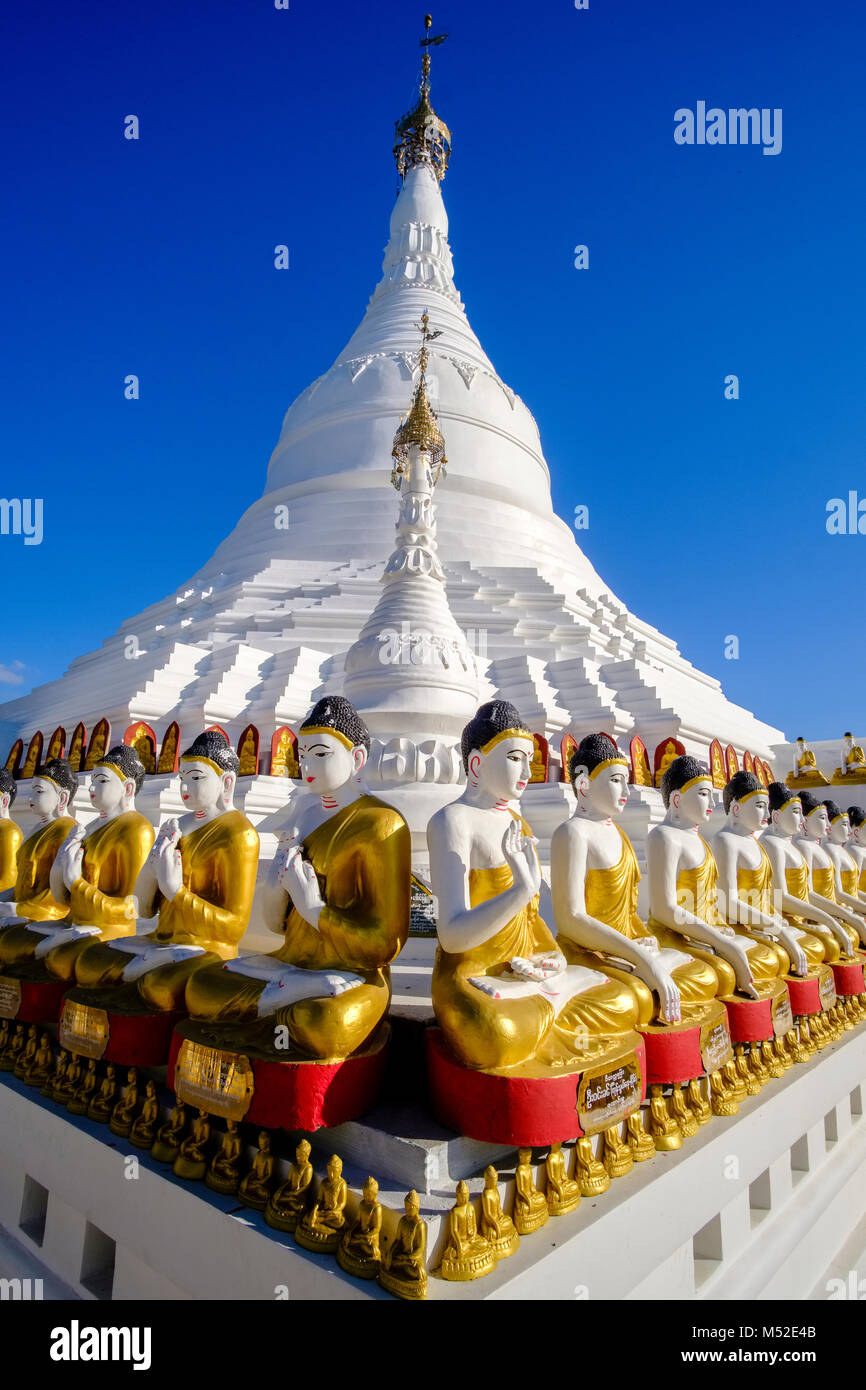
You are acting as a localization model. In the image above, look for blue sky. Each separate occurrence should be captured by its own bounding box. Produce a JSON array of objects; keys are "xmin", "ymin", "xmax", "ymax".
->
[{"xmin": 3, "ymin": 0, "xmax": 865, "ymax": 738}]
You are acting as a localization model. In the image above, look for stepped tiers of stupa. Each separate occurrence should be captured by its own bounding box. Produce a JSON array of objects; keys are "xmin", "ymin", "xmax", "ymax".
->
[{"xmin": 0, "ymin": 11, "xmax": 790, "ymax": 880}]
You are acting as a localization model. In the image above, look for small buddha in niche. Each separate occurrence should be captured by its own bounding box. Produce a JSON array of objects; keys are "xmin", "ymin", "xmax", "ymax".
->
[
  {"xmin": 512, "ymin": 1149, "xmax": 549, "ymax": 1235},
  {"xmin": 0, "ymin": 771, "xmax": 23, "ymax": 895},
  {"xmin": 655, "ymin": 740, "xmax": 679, "ymax": 789},
  {"xmin": 337, "ymin": 1176, "xmax": 383, "ymax": 1279},
  {"xmin": 238, "ymin": 1131, "xmax": 276, "ymax": 1211},
  {"xmin": 265, "ymin": 1138, "xmax": 313, "ymax": 1231},
  {"xmin": 479, "ymin": 1165, "xmax": 520, "ymax": 1258},
  {"xmin": 295, "ymin": 1153, "xmax": 347, "ymax": 1252},
  {"xmin": 0, "ymin": 758, "xmax": 78, "ymax": 929},
  {"xmin": 379, "ymin": 1191, "xmax": 427, "ymax": 1301},
  {"xmin": 205, "ymin": 1120, "xmax": 243, "ymax": 1195},
  {"xmin": 440, "ymin": 1181, "xmax": 496, "ymax": 1281}
]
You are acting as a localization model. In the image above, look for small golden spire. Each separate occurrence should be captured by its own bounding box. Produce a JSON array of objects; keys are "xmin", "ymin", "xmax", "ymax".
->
[
  {"xmin": 391, "ymin": 310, "xmax": 447, "ymax": 485},
  {"xmin": 393, "ymin": 15, "xmax": 451, "ymax": 183}
]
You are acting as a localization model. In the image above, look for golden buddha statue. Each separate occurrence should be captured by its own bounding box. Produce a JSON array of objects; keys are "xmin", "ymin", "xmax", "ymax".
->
[
  {"xmin": 58, "ymin": 1052, "xmax": 82, "ymax": 1106},
  {"xmin": 47, "ymin": 1046, "xmax": 69, "ymax": 1101},
  {"xmin": 654, "ymin": 739, "xmax": 680, "ymax": 789},
  {"xmin": 649, "ymin": 1085, "xmax": 683, "ymax": 1150},
  {"xmin": 627, "ymin": 1108, "xmax": 659, "ymax": 1158},
  {"xmin": 238, "ymin": 1131, "xmax": 276, "ymax": 1212},
  {"xmin": 787, "ymin": 737, "xmax": 829, "ymax": 789},
  {"xmin": 379, "ymin": 1191, "xmax": 428, "ymax": 1301},
  {"xmin": 295, "ymin": 1153, "xmax": 347, "ymax": 1252},
  {"xmin": 480, "ymin": 1165, "xmax": 520, "ymax": 1258},
  {"xmin": 833, "ymin": 733, "xmax": 866, "ymax": 784},
  {"xmin": 440, "ymin": 1181, "xmax": 497, "ymax": 1281},
  {"xmin": 574, "ymin": 1136, "xmax": 610, "ymax": 1195},
  {"xmin": 109, "ymin": 1067, "xmax": 139, "ymax": 1136},
  {"xmin": 238, "ymin": 727, "xmax": 258, "ymax": 777},
  {"xmin": 157, "ymin": 723, "xmax": 179, "ymax": 775},
  {"xmin": 84, "ymin": 720, "xmax": 108, "ymax": 771},
  {"xmin": 88, "ymin": 1062, "xmax": 118, "ymax": 1121},
  {"xmin": 185, "ymin": 698, "xmax": 410, "ymax": 1062},
  {"xmin": 14, "ymin": 1023, "xmax": 38, "ymax": 1080},
  {"xmin": 848, "ymin": 808, "xmax": 866, "ymax": 895},
  {"xmin": 0, "ymin": 758, "xmax": 78, "ymax": 932},
  {"xmin": 0, "ymin": 1019, "xmax": 10, "ymax": 1066},
  {"xmin": 529, "ymin": 735, "xmax": 547, "ymax": 784},
  {"xmin": 337, "ymin": 1176, "xmax": 383, "ymax": 1279},
  {"xmin": 68, "ymin": 1058, "xmax": 99, "ymax": 1115},
  {"xmin": 512, "ymin": 1149, "xmax": 549, "ymax": 1235},
  {"xmin": 430, "ymin": 704, "xmax": 643, "ymax": 1078},
  {"xmin": 0, "ymin": 771, "xmax": 23, "ymax": 894},
  {"xmin": 71, "ymin": 730, "xmax": 258, "ymax": 1014},
  {"xmin": 150, "ymin": 1100, "xmax": 188, "ymax": 1162},
  {"xmin": 173, "ymin": 1109, "xmax": 211, "ymax": 1181},
  {"xmin": 265, "ymin": 1138, "xmax": 313, "ymax": 1231},
  {"xmin": 130, "ymin": 1081, "xmax": 160, "ymax": 1149},
  {"xmin": 205, "ymin": 1120, "xmax": 243, "ymax": 1195},
  {"xmin": 270, "ymin": 726, "xmax": 299, "ymax": 779},
  {"xmin": 763, "ymin": 786, "xmax": 860, "ymax": 967},
  {"xmin": 25, "ymin": 1032, "xmax": 54, "ymax": 1088},
  {"xmin": 545, "ymin": 1141, "xmax": 581, "ymax": 1215}
]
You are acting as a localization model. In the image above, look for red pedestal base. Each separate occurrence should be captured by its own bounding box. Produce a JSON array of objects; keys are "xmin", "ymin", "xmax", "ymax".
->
[
  {"xmin": 640, "ymin": 1007, "xmax": 731, "ymax": 1086},
  {"xmin": 425, "ymin": 1027, "xmax": 647, "ymax": 1146},
  {"xmin": 725, "ymin": 984, "xmax": 792, "ymax": 1044},
  {"xmin": 832, "ymin": 958, "xmax": 866, "ymax": 997},
  {"xmin": 59, "ymin": 996, "xmax": 183, "ymax": 1066},
  {"xmin": 167, "ymin": 1025, "xmax": 389, "ymax": 1132},
  {"xmin": 786, "ymin": 967, "xmax": 836, "ymax": 1016},
  {"xmin": 0, "ymin": 977, "xmax": 67, "ymax": 1024}
]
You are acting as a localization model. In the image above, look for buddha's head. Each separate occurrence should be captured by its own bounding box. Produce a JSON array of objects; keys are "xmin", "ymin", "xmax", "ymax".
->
[
  {"xmin": 259, "ymin": 1131, "xmax": 271, "ymax": 1152},
  {"xmin": 483, "ymin": 1165, "xmax": 498, "ymax": 1189},
  {"xmin": 723, "ymin": 771, "xmax": 768, "ymax": 832},
  {"xmin": 58, "ymin": 1049, "xmax": 68, "ymax": 1066},
  {"xmin": 799, "ymin": 791, "xmax": 830, "ymax": 841},
  {"xmin": 455, "ymin": 1180, "xmax": 470, "ymax": 1207},
  {"xmin": 145, "ymin": 1080, "xmax": 155, "ymax": 1097},
  {"xmin": 126, "ymin": 1067, "xmax": 136, "ymax": 1083},
  {"xmin": 227, "ymin": 1119, "xmax": 237, "ymax": 1133},
  {"xmin": 363, "ymin": 1176, "xmax": 379, "ymax": 1203},
  {"xmin": 30, "ymin": 757, "xmax": 78, "ymax": 820},
  {"xmin": 197, "ymin": 1107, "xmax": 208, "ymax": 1119},
  {"xmin": 26, "ymin": 1024, "xmax": 36, "ymax": 1040},
  {"xmin": 91, "ymin": 744, "xmax": 145, "ymax": 816},
  {"xmin": 569, "ymin": 733, "xmax": 629, "ymax": 819},
  {"xmin": 461, "ymin": 700, "xmax": 533, "ymax": 803},
  {"xmin": 0, "ymin": 769, "xmax": 17, "ymax": 818},
  {"xmin": 39, "ymin": 1032, "xmax": 49, "ymax": 1048},
  {"xmin": 822, "ymin": 800, "xmax": 851, "ymax": 845},
  {"xmin": 179, "ymin": 730, "xmax": 239, "ymax": 813},
  {"xmin": 296, "ymin": 1138, "xmax": 311, "ymax": 1163},
  {"xmin": 404, "ymin": 1190, "xmax": 420, "ymax": 1218},
  {"xmin": 327, "ymin": 1153, "xmax": 342, "ymax": 1179},
  {"xmin": 844, "ymin": 732, "xmax": 855, "ymax": 752},
  {"xmin": 661, "ymin": 755, "xmax": 714, "ymax": 827},
  {"xmin": 297, "ymin": 697, "xmax": 371, "ymax": 794},
  {"xmin": 104, "ymin": 1062, "xmax": 114, "ymax": 1079},
  {"xmin": 767, "ymin": 783, "xmax": 803, "ymax": 838},
  {"xmin": 517, "ymin": 1147, "xmax": 533, "ymax": 1166},
  {"xmin": 849, "ymin": 806, "xmax": 866, "ymax": 847}
]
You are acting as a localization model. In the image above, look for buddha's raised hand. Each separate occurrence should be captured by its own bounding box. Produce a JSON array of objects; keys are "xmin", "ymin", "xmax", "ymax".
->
[
  {"xmin": 718, "ymin": 935, "xmax": 761, "ymax": 1000},
  {"xmin": 155, "ymin": 821, "xmax": 183, "ymax": 900},
  {"xmin": 59, "ymin": 824, "xmax": 86, "ymax": 890},
  {"xmin": 633, "ymin": 947, "xmax": 681, "ymax": 1024},
  {"xmin": 501, "ymin": 820, "xmax": 541, "ymax": 903},
  {"xmin": 280, "ymin": 845, "xmax": 324, "ymax": 926}
]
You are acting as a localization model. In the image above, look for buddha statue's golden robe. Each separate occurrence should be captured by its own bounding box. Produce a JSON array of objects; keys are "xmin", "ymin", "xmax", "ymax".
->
[
  {"xmin": 74, "ymin": 809, "xmax": 259, "ymax": 1011},
  {"xmin": 785, "ymin": 861, "xmax": 848, "ymax": 959},
  {"xmin": 185, "ymin": 795, "xmax": 409, "ymax": 1059},
  {"xmin": 0, "ymin": 818, "xmax": 76, "ymax": 932},
  {"xmin": 433, "ymin": 815, "xmax": 642, "ymax": 1073},
  {"xmin": 558, "ymin": 824, "xmax": 721, "ymax": 1027},
  {"xmin": 0, "ymin": 812, "xmax": 155, "ymax": 977},
  {"xmin": 810, "ymin": 863, "xmax": 862, "ymax": 953},
  {"xmin": 0, "ymin": 820, "xmax": 23, "ymax": 894},
  {"xmin": 736, "ymin": 842, "xmax": 825, "ymax": 973}
]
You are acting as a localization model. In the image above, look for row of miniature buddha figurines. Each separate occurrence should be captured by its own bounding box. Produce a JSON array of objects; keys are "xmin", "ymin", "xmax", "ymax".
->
[{"xmin": 1, "ymin": 700, "xmax": 866, "ymax": 1082}]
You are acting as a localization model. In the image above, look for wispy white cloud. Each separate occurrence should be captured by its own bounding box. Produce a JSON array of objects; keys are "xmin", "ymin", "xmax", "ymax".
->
[{"xmin": 0, "ymin": 662, "xmax": 25, "ymax": 685}]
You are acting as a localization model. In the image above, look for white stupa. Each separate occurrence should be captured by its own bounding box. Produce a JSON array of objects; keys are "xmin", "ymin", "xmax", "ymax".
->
[{"xmin": 0, "ymin": 36, "xmax": 783, "ymax": 854}]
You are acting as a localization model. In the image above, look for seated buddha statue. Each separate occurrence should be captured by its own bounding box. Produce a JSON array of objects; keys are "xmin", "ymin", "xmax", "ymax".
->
[
  {"xmin": 129, "ymin": 1080, "xmax": 160, "ymax": 1149},
  {"xmin": 545, "ymin": 1140, "xmax": 581, "ymax": 1215},
  {"xmin": 761, "ymin": 785, "xmax": 857, "ymax": 961},
  {"xmin": 655, "ymin": 740, "xmax": 679, "ymax": 789},
  {"xmin": 109, "ymin": 1067, "xmax": 140, "ymax": 1137},
  {"xmin": 205, "ymin": 1120, "xmax": 243, "ymax": 1195},
  {"xmin": 238, "ymin": 1131, "xmax": 276, "ymax": 1211},
  {"xmin": 821, "ymin": 800, "xmax": 866, "ymax": 920},
  {"xmin": 429, "ymin": 703, "xmax": 643, "ymax": 1077},
  {"xmin": 185, "ymin": 697, "xmax": 410, "ymax": 1061},
  {"xmin": 480, "ymin": 1165, "xmax": 520, "ymax": 1258},
  {"xmin": 0, "ymin": 758, "xmax": 78, "ymax": 932},
  {"xmin": 833, "ymin": 733, "xmax": 866, "ymax": 784},
  {"xmin": 87, "ymin": 1062, "xmax": 118, "ymax": 1122},
  {"xmin": 787, "ymin": 737, "xmax": 828, "ymax": 788},
  {"xmin": 68, "ymin": 1057, "xmax": 99, "ymax": 1115},
  {"xmin": 512, "ymin": 1149, "xmax": 549, "ymax": 1235},
  {"xmin": 57, "ymin": 1051, "xmax": 82, "ymax": 1105},
  {"xmin": 794, "ymin": 793, "xmax": 866, "ymax": 950},
  {"xmin": 173, "ymin": 1108, "xmax": 211, "ymax": 1181},
  {"xmin": 440, "ymin": 1181, "xmax": 496, "ymax": 1281},
  {"xmin": 552, "ymin": 734, "xmax": 727, "ymax": 1032},
  {"xmin": 295, "ymin": 1153, "xmax": 347, "ymax": 1252},
  {"xmin": 46, "ymin": 1047, "xmax": 69, "ymax": 1101},
  {"xmin": 72, "ymin": 730, "xmax": 259, "ymax": 1013},
  {"xmin": 265, "ymin": 1138, "xmax": 314, "ymax": 1231},
  {"xmin": 150, "ymin": 1100, "xmax": 188, "ymax": 1163},
  {"xmin": 337, "ymin": 1176, "xmax": 383, "ymax": 1279},
  {"xmin": 379, "ymin": 1191, "xmax": 428, "ymax": 1301},
  {"xmin": 847, "ymin": 808, "xmax": 866, "ymax": 895},
  {"xmin": 14, "ymin": 1024, "xmax": 38, "ymax": 1080},
  {"xmin": 25, "ymin": 1032, "xmax": 54, "ymax": 1088},
  {"xmin": 0, "ymin": 745, "xmax": 154, "ymax": 979},
  {"xmin": 0, "ymin": 771, "xmax": 23, "ymax": 894}
]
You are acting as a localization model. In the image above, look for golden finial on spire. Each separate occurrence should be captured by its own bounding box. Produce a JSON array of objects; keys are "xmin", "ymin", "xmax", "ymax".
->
[
  {"xmin": 391, "ymin": 309, "xmax": 447, "ymax": 486},
  {"xmin": 393, "ymin": 15, "xmax": 451, "ymax": 183}
]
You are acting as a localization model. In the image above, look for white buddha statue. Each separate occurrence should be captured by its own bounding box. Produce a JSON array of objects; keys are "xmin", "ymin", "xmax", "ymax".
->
[
  {"xmin": 820, "ymin": 800, "xmax": 866, "ymax": 921},
  {"xmin": 794, "ymin": 792, "xmax": 866, "ymax": 950},
  {"xmin": 846, "ymin": 808, "xmax": 866, "ymax": 895},
  {"xmin": 0, "ymin": 757, "xmax": 78, "ymax": 930},
  {"xmin": 0, "ymin": 770, "xmax": 23, "ymax": 896},
  {"xmin": 760, "ymin": 784, "xmax": 855, "ymax": 962}
]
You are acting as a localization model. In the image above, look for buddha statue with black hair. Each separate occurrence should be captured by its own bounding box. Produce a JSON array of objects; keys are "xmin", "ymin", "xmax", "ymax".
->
[
  {"xmin": 428, "ymin": 704, "xmax": 643, "ymax": 1077},
  {"xmin": 71, "ymin": 730, "xmax": 259, "ymax": 1012},
  {"xmin": 552, "ymin": 735, "xmax": 729, "ymax": 1032},
  {"xmin": 821, "ymin": 800, "xmax": 866, "ymax": 920},
  {"xmin": 787, "ymin": 737, "xmax": 828, "ymax": 789},
  {"xmin": 793, "ymin": 792, "xmax": 866, "ymax": 950},
  {"xmin": 832, "ymin": 733, "xmax": 866, "ymax": 785},
  {"xmin": 846, "ymin": 808, "xmax": 866, "ymax": 894},
  {"xmin": 0, "ymin": 758, "xmax": 78, "ymax": 927},
  {"xmin": 0, "ymin": 770, "xmax": 23, "ymax": 895},
  {"xmin": 184, "ymin": 697, "xmax": 411, "ymax": 1061},
  {"xmin": 762, "ymin": 785, "xmax": 858, "ymax": 963},
  {"xmin": 0, "ymin": 745, "xmax": 155, "ymax": 979}
]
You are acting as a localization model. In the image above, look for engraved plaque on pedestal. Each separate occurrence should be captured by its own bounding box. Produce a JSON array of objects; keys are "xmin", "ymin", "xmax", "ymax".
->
[
  {"xmin": 700, "ymin": 1016, "xmax": 733, "ymax": 1074},
  {"xmin": 174, "ymin": 1040, "xmax": 255, "ymax": 1122},
  {"xmin": 59, "ymin": 1000, "xmax": 110, "ymax": 1059},
  {"xmin": 577, "ymin": 1053, "xmax": 642, "ymax": 1136},
  {"xmin": 0, "ymin": 976, "xmax": 22, "ymax": 1019},
  {"xmin": 819, "ymin": 968, "xmax": 837, "ymax": 1010},
  {"xmin": 772, "ymin": 991, "xmax": 794, "ymax": 1038}
]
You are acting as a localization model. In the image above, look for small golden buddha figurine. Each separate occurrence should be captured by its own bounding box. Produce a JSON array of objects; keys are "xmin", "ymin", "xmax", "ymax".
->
[
  {"xmin": 479, "ymin": 1165, "xmax": 520, "ymax": 1258},
  {"xmin": 601, "ymin": 1123, "xmax": 635, "ymax": 1177},
  {"xmin": 295, "ymin": 1152, "xmax": 348, "ymax": 1251},
  {"xmin": 440, "ymin": 1181, "xmax": 497, "ymax": 1281},
  {"xmin": 512, "ymin": 1149, "xmax": 549, "ymax": 1235},
  {"xmin": 173, "ymin": 1108, "xmax": 211, "ymax": 1181},
  {"xmin": 25, "ymin": 1032, "xmax": 54, "ymax": 1088},
  {"xmin": 649, "ymin": 1085, "xmax": 683, "ymax": 1151},
  {"xmin": 238, "ymin": 1131, "xmax": 277, "ymax": 1212},
  {"xmin": 668, "ymin": 1084, "xmax": 699, "ymax": 1138},
  {"xmin": 265, "ymin": 1138, "xmax": 313, "ymax": 1231},
  {"xmin": 832, "ymin": 733, "xmax": 866, "ymax": 784},
  {"xmin": 72, "ymin": 730, "xmax": 259, "ymax": 1013},
  {"xmin": 0, "ymin": 1018, "xmax": 10, "ymax": 1065},
  {"xmin": 109, "ymin": 1067, "xmax": 139, "ymax": 1136},
  {"xmin": 87, "ymin": 1062, "xmax": 118, "ymax": 1121},
  {"xmin": 430, "ymin": 705, "xmax": 642, "ymax": 1078},
  {"xmin": 337, "ymin": 1176, "xmax": 383, "ymax": 1279},
  {"xmin": 787, "ymin": 737, "xmax": 829, "ymax": 788},
  {"xmin": 379, "ymin": 1191, "xmax": 428, "ymax": 1301},
  {"xmin": 0, "ymin": 770, "xmax": 23, "ymax": 894},
  {"xmin": 185, "ymin": 698, "xmax": 410, "ymax": 1062},
  {"xmin": 13, "ymin": 1023, "xmax": 38, "ymax": 1080},
  {"xmin": 573, "ymin": 1136, "xmax": 610, "ymax": 1196},
  {"xmin": 655, "ymin": 739, "xmax": 680, "ymax": 789},
  {"xmin": 5, "ymin": 1024, "xmax": 26, "ymax": 1073},
  {"xmin": 68, "ymin": 1057, "xmax": 99, "ymax": 1115},
  {"xmin": 129, "ymin": 1081, "xmax": 160, "ymax": 1149},
  {"xmin": 150, "ymin": 1100, "xmax": 188, "ymax": 1163},
  {"xmin": 57, "ymin": 1051, "xmax": 82, "ymax": 1105},
  {"xmin": 45, "ymin": 1047, "xmax": 69, "ymax": 1100},
  {"xmin": 206, "ymin": 1120, "xmax": 244, "ymax": 1196},
  {"xmin": 545, "ymin": 1142, "xmax": 581, "ymax": 1215},
  {"xmin": 626, "ymin": 1109, "xmax": 658, "ymax": 1158},
  {"xmin": 0, "ymin": 758, "xmax": 78, "ymax": 933}
]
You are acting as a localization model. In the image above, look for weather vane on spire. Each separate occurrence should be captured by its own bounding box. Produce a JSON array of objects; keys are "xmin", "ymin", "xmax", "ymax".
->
[
  {"xmin": 393, "ymin": 15, "xmax": 452, "ymax": 183},
  {"xmin": 391, "ymin": 308, "xmax": 447, "ymax": 488}
]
